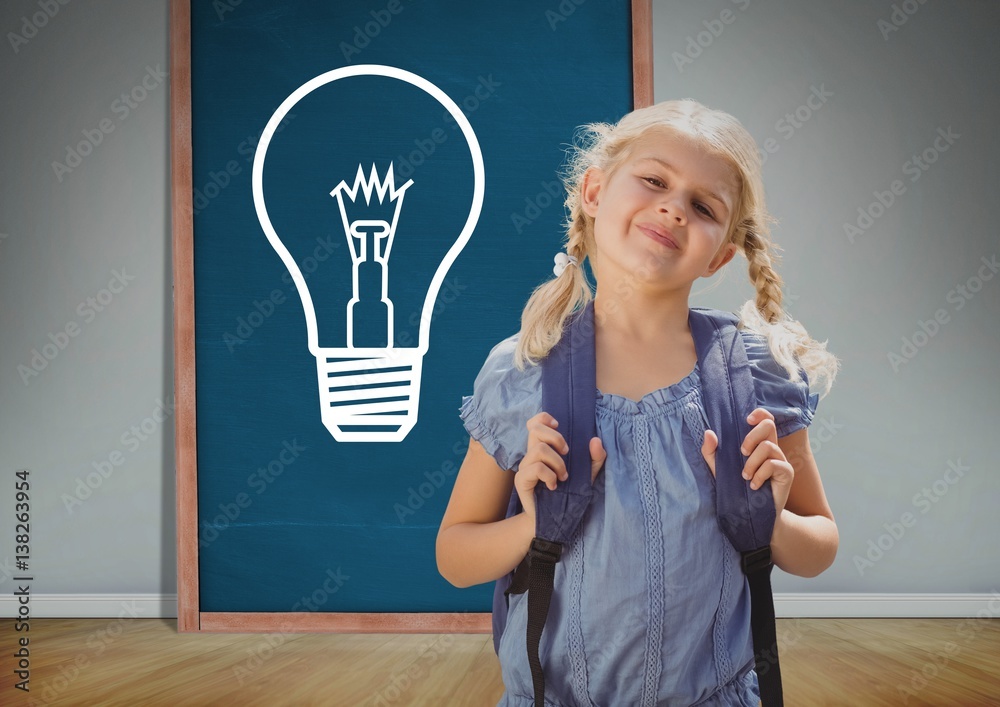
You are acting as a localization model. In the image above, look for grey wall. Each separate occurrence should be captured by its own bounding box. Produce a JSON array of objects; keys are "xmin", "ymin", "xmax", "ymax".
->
[
  {"xmin": 0, "ymin": 0, "xmax": 996, "ymax": 607},
  {"xmin": 652, "ymin": 0, "xmax": 1000, "ymax": 593},
  {"xmin": 0, "ymin": 1, "xmax": 173, "ymax": 596}
]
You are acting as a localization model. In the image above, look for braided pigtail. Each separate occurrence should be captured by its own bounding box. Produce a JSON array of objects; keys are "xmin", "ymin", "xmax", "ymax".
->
[
  {"xmin": 512, "ymin": 195, "xmax": 594, "ymax": 371},
  {"xmin": 736, "ymin": 227, "xmax": 840, "ymax": 400}
]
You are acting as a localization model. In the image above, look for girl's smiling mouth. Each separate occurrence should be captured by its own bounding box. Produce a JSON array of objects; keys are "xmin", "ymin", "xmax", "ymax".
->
[{"xmin": 637, "ymin": 223, "xmax": 679, "ymax": 249}]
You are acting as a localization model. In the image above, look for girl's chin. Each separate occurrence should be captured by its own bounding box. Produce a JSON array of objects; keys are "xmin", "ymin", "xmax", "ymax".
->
[{"xmin": 593, "ymin": 240, "xmax": 687, "ymax": 276}]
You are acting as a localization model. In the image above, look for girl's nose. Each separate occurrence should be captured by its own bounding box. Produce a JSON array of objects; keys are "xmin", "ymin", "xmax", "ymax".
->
[{"xmin": 658, "ymin": 193, "xmax": 687, "ymax": 224}]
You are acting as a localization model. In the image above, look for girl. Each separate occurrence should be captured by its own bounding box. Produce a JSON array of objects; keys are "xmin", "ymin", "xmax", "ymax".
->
[{"xmin": 436, "ymin": 99, "xmax": 840, "ymax": 706}]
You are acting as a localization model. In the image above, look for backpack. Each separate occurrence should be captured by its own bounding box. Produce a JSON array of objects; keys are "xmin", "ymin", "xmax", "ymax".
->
[{"xmin": 492, "ymin": 299, "xmax": 784, "ymax": 707}]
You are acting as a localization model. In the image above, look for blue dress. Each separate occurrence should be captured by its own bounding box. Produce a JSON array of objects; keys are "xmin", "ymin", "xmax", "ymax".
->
[{"xmin": 459, "ymin": 325, "xmax": 820, "ymax": 707}]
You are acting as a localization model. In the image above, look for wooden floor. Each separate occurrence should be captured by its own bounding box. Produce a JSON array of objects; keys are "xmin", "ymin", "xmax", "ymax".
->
[{"xmin": 2, "ymin": 618, "xmax": 998, "ymax": 706}]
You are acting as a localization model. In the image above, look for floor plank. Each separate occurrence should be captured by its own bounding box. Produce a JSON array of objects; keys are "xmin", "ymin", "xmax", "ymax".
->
[{"xmin": 1, "ymin": 618, "xmax": 998, "ymax": 705}]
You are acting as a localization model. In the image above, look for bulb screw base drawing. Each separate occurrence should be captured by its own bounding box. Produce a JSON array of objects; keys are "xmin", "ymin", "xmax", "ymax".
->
[{"xmin": 315, "ymin": 348, "xmax": 423, "ymax": 442}]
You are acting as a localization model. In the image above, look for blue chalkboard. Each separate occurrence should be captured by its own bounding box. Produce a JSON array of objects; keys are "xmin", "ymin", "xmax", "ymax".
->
[{"xmin": 189, "ymin": 0, "xmax": 636, "ymax": 613}]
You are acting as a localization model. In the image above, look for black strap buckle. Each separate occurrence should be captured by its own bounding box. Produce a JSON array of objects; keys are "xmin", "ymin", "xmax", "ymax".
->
[
  {"xmin": 741, "ymin": 546, "xmax": 773, "ymax": 574},
  {"xmin": 528, "ymin": 537, "xmax": 563, "ymax": 564},
  {"xmin": 505, "ymin": 538, "xmax": 562, "ymax": 598}
]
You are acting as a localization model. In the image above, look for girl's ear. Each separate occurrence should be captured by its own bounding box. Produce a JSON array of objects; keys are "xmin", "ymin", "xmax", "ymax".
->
[
  {"xmin": 581, "ymin": 166, "xmax": 603, "ymax": 218},
  {"xmin": 704, "ymin": 242, "xmax": 739, "ymax": 277}
]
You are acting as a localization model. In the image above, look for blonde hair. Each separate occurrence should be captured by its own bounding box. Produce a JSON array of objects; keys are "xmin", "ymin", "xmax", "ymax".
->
[{"xmin": 512, "ymin": 98, "xmax": 840, "ymax": 399}]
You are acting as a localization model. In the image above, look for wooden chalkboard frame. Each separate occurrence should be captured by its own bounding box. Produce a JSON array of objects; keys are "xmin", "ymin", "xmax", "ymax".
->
[{"xmin": 171, "ymin": 0, "xmax": 652, "ymax": 633}]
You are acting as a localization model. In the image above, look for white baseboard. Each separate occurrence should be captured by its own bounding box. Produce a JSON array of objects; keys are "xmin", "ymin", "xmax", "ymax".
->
[
  {"xmin": 773, "ymin": 592, "xmax": 1000, "ymax": 618},
  {"xmin": 1, "ymin": 594, "xmax": 177, "ymax": 620},
  {"xmin": 1, "ymin": 593, "xmax": 999, "ymax": 619}
]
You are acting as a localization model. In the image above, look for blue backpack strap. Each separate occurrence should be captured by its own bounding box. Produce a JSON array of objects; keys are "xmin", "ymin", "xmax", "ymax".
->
[
  {"xmin": 535, "ymin": 298, "xmax": 598, "ymax": 544},
  {"xmin": 500, "ymin": 299, "xmax": 596, "ymax": 705},
  {"xmin": 689, "ymin": 307, "xmax": 775, "ymax": 549},
  {"xmin": 689, "ymin": 306, "xmax": 783, "ymax": 707}
]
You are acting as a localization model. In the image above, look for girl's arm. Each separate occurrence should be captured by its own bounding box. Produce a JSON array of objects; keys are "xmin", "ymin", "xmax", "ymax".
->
[
  {"xmin": 436, "ymin": 438, "xmax": 534, "ymax": 588},
  {"xmin": 770, "ymin": 427, "xmax": 839, "ymax": 577}
]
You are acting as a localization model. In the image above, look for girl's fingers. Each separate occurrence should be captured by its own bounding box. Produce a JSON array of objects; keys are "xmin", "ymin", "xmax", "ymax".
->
[
  {"xmin": 741, "ymin": 439, "xmax": 781, "ymax": 484},
  {"xmin": 746, "ymin": 407, "xmax": 775, "ymax": 425},
  {"xmin": 702, "ymin": 429, "xmax": 718, "ymax": 478},
  {"xmin": 745, "ymin": 464, "xmax": 770, "ymax": 491},
  {"xmin": 530, "ymin": 411, "xmax": 559, "ymax": 429},
  {"xmin": 527, "ymin": 417, "xmax": 569, "ymax": 456},
  {"xmin": 514, "ymin": 462, "xmax": 557, "ymax": 506},
  {"xmin": 517, "ymin": 413, "xmax": 571, "ymax": 515},
  {"xmin": 590, "ymin": 437, "xmax": 607, "ymax": 482},
  {"xmin": 534, "ymin": 464, "xmax": 559, "ymax": 491},
  {"xmin": 537, "ymin": 442, "xmax": 569, "ymax": 480},
  {"xmin": 740, "ymin": 414, "xmax": 777, "ymax": 456},
  {"xmin": 747, "ymin": 459, "xmax": 793, "ymax": 496}
]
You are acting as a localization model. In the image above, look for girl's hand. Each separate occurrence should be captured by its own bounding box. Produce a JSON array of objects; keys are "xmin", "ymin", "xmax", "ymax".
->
[
  {"xmin": 514, "ymin": 412, "xmax": 607, "ymax": 522},
  {"xmin": 700, "ymin": 407, "xmax": 794, "ymax": 516}
]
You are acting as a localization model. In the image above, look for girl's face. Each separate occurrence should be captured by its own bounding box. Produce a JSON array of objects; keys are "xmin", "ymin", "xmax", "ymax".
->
[{"xmin": 581, "ymin": 128, "xmax": 740, "ymax": 294}]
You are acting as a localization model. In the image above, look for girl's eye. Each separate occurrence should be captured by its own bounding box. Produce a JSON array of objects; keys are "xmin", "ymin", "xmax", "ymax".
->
[{"xmin": 644, "ymin": 177, "xmax": 716, "ymax": 220}]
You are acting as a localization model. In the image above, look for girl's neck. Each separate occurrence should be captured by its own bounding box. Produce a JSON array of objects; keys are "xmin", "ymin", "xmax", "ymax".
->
[{"xmin": 593, "ymin": 288, "xmax": 692, "ymax": 343}]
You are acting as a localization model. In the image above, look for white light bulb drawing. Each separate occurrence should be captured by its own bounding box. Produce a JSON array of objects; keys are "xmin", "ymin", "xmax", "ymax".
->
[{"xmin": 252, "ymin": 65, "xmax": 484, "ymax": 443}]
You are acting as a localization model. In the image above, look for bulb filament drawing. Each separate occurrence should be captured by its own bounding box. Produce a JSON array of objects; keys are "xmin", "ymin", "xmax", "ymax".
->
[{"xmin": 330, "ymin": 163, "xmax": 413, "ymax": 348}]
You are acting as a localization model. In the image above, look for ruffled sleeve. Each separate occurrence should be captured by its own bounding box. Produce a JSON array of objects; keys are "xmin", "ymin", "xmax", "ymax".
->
[
  {"xmin": 458, "ymin": 333, "xmax": 542, "ymax": 473},
  {"xmin": 739, "ymin": 328, "xmax": 819, "ymax": 438}
]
